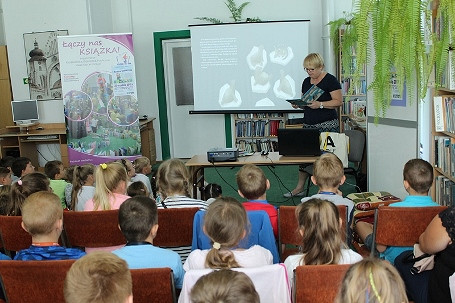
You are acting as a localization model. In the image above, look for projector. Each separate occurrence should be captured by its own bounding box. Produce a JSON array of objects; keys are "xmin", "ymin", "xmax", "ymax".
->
[{"xmin": 207, "ymin": 147, "xmax": 239, "ymax": 162}]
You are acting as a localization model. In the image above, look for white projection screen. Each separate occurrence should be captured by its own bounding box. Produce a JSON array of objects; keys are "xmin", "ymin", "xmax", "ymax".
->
[{"xmin": 190, "ymin": 20, "xmax": 310, "ymax": 113}]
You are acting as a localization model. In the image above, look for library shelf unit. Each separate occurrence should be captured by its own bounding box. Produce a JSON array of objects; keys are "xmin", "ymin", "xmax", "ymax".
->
[
  {"xmin": 337, "ymin": 29, "xmax": 367, "ymax": 132},
  {"xmin": 432, "ymin": 88, "xmax": 455, "ymax": 205},
  {"xmin": 233, "ymin": 113, "xmax": 286, "ymax": 153}
]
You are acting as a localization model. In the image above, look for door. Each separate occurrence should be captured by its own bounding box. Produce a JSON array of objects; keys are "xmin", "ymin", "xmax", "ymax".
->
[{"xmin": 162, "ymin": 39, "xmax": 225, "ymax": 158}]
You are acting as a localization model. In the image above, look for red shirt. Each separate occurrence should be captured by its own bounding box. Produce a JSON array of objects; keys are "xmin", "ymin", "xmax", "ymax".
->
[{"xmin": 243, "ymin": 200, "xmax": 278, "ymax": 237}]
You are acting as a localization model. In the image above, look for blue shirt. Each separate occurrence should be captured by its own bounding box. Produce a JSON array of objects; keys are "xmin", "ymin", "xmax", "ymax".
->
[
  {"xmin": 113, "ymin": 244, "xmax": 184, "ymax": 289},
  {"xmin": 14, "ymin": 245, "xmax": 86, "ymax": 261},
  {"xmin": 381, "ymin": 195, "xmax": 439, "ymax": 264}
]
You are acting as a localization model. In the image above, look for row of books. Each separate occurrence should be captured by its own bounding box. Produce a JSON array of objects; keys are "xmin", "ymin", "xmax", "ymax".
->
[
  {"xmin": 434, "ymin": 135, "xmax": 455, "ymax": 177},
  {"xmin": 235, "ymin": 113, "xmax": 284, "ymax": 119},
  {"xmin": 433, "ymin": 95, "xmax": 455, "ymax": 133},
  {"xmin": 342, "ymin": 99, "xmax": 366, "ymax": 119},
  {"xmin": 435, "ymin": 175, "xmax": 455, "ymax": 207},
  {"xmin": 235, "ymin": 119, "xmax": 285, "ymax": 138},
  {"xmin": 341, "ymin": 78, "xmax": 367, "ymax": 95},
  {"xmin": 439, "ymin": 51, "xmax": 455, "ymax": 90},
  {"xmin": 236, "ymin": 139, "xmax": 278, "ymax": 153},
  {"xmin": 341, "ymin": 57, "xmax": 366, "ymax": 75}
]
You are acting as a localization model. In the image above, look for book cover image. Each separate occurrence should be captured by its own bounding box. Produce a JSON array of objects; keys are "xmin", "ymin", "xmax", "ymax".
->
[{"xmin": 286, "ymin": 84, "xmax": 324, "ymax": 108}]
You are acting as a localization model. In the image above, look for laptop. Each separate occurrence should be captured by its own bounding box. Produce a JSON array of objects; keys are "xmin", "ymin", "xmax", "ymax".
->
[{"xmin": 277, "ymin": 128, "xmax": 321, "ymax": 156}]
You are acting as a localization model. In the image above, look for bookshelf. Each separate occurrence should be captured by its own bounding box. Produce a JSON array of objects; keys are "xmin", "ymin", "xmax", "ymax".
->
[
  {"xmin": 337, "ymin": 29, "xmax": 367, "ymax": 132},
  {"xmin": 233, "ymin": 113, "xmax": 286, "ymax": 153},
  {"xmin": 432, "ymin": 88, "xmax": 455, "ymax": 205}
]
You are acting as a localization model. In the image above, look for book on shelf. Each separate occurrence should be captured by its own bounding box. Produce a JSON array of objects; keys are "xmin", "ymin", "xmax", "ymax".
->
[
  {"xmin": 352, "ymin": 100, "xmax": 366, "ymax": 120},
  {"xmin": 433, "ymin": 95, "xmax": 455, "ymax": 133}
]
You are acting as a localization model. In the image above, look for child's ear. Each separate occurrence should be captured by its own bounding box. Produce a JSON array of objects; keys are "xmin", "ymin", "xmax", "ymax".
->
[
  {"xmin": 310, "ymin": 176, "xmax": 317, "ymax": 185},
  {"xmin": 299, "ymin": 228, "xmax": 304, "ymax": 237},
  {"xmin": 340, "ymin": 175, "xmax": 346, "ymax": 186},
  {"xmin": 118, "ymin": 224, "xmax": 122, "ymax": 231},
  {"xmin": 237, "ymin": 190, "xmax": 245, "ymax": 199},
  {"xmin": 241, "ymin": 229, "xmax": 247, "ymax": 240},
  {"xmin": 339, "ymin": 217, "xmax": 342, "ymax": 229},
  {"xmin": 21, "ymin": 221, "xmax": 29, "ymax": 233},
  {"xmin": 403, "ymin": 180, "xmax": 410, "ymax": 192},
  {"xmin": 266, "ymin": 179, "xmax": 271, "ymax": 190},
  {"xmin": 151, "ymin": 224, "xmax": 159, "ymax": 238}
]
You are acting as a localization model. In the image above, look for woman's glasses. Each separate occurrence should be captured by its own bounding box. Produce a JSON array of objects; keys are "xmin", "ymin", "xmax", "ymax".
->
[{"xmin": 304, "ymin": 68, "xmax": 316, "ymax": 72}]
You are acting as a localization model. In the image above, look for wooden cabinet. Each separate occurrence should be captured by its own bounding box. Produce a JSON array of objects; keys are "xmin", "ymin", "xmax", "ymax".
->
[
  {"xmin": 233, "ymin": 113, "xmax": 286, "ymax": 153},
  {"xmin": 139, "ymin": 118, "xmax": 156, "ymax": 165},
  {"xmin": 337, "ymin": 30, "xmax": 367, "ymax": 132},
  {"xmin": 0, "ymin": 46, "xmax": 13, "ymax": 129}
]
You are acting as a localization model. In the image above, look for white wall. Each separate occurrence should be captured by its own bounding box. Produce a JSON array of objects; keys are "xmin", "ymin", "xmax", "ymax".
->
[{"xmin": 2, "ymin": 0, "xmax": 354, "ymax": 160}]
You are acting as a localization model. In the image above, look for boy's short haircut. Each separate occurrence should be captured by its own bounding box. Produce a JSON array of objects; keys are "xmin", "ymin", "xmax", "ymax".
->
[
  {"xmin": 11, "ymin": 157, "xmax": 31, "ymax": 177},
  {"xmin": 64, "ymin": 251, "xmax": 132, "ymax": 303},
  {"xmin": 403, "ymin": 159, "xmax": 433, "ymax": 194},
  {"xmin": 236, "ymin": 164, "xmax": 267, "ymax": 200},
  {"xmin": 126, "ymin": 181, "xmax": 148, "ymax": 197},
  {"xmin": 313, "ymin": 153, "xmax": 344, "ymax": 188},
  {"xmin": 0, "ymin": 156, "xmax": 15, "ymax": 169},
  {"xmin": 0, "ymin": 167, "xmax": 10, "ymax": 178},
  {"xmin": 118, "ymin": 196, "xmax": 158, "ymax": 242},
  {"xmin": 44, "ymin": 160, "xmax": 63, "ymax": 180},
  {"xmin": 22, "ymin": 191, "xmax": 63, "ymax": 236}
]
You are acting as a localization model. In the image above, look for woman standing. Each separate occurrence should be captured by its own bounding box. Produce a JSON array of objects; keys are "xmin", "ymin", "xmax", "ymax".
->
[{"xmin": 284, "ymin": 53, "xmax": 342, "ymax": 197}]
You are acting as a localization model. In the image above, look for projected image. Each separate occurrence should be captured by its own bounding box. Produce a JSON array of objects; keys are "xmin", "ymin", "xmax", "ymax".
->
[
  {"xmin": 250, "ymin": 67, "xmax": 271, "ymax": 94},
  {"xmin": 255, "ymin": 98, "xmax": 275, "ymax": 107},
  {"xmin": 246, "ymin": 45, "xmax": 267, "ymax": 71},
  {"xmin": 269, "ymin": 46, "xmax": 294, "ymax": 66},
  {"xmin": 63, "ymin": 90, "xmax": 93, "ymax": 121},
  {"xmin": 219, "ymin": 81, "xmax": 242, "ymax": 107},
  {"xmin": 273, "ymin": 71, "xmax": 296, "ymax": 99}
]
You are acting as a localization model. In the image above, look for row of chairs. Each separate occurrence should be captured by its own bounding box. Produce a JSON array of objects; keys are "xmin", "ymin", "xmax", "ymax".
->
[{"xmin": 0, "ymin": 260, "xmax": 176, "ymax": 303}]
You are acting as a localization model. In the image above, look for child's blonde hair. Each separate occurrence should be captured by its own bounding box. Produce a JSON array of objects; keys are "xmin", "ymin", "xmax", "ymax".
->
[
  {"xmin": 313, "ymin": 153, "xmax": 344, "ymax": 188},
  {"xmin": 22, "ymin": 191, "xmax": 63, "ymax": 236},
  {"xmin": 336, "ymin": 257, "xmax": 409, "ymax": 303},
  {"xmin": 236, "ymin": 164, "xmax": 267, "ymax": 200},
  {"xmin": 92, "ymin": 162, "xmax": 127, "ymax": 210},
  {"xmin": 133, "ymin": 156, "xmax": 150, "ymax": 174},
  {"xmin": 71, "ymin": 164, "xmax": 95, "ymax": 210},
  {"xmin": 156, "ymin": 159, "xmax": 190, "ymax": 199},
  {"xmin": 297, "ymin": 198, "xmax": 343, "ymax": 265},
  {"xmin": 191, "ymin": 269, "xmax": 259, "ymax": 303},
  {"xmin": 204, "ymin": 197, "xmax": 249, "ymax": 269}
]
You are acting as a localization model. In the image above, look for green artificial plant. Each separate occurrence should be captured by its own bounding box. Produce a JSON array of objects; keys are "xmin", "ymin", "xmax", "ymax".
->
[
  {"xmin": 329, "ymin": 0, "xmax": 455, "ymax": 120},
  {"xmin": 195, "ymin": 0, "xmax": 261, "ymax": 23}
]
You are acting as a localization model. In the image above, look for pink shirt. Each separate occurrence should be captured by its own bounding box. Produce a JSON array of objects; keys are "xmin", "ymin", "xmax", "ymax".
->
[{"xmin": 84, "ymin": 193, "xmax": 130, "ymax": 211}]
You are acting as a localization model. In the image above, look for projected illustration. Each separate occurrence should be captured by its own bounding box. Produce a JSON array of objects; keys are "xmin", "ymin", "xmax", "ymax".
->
[
  {"xmin": 246, "ymin": 45, "xmax": 267, "ymax": 71},
  {"xmin": 269, "ymin": 46, "xmax": 294, "ymax": 66},
  {"xmin": 219, "ymin": 81, "xmax": 242, "ymax": 107},
  {"xmin": 273, "ymin": 70, "xmax": 296, "ymax": 99},
  {"xmin": 255, "ymin": 98, "xmax": 275, "ymax": 107},
  {"xmin": 250, "ymin": 67, "xmax": 271, "ymax": 94}
]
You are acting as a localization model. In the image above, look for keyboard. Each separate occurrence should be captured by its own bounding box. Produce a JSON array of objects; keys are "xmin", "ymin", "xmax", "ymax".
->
[{"xmin": 26, "ymin": 135, "xmax": 58, "ymax": 140}]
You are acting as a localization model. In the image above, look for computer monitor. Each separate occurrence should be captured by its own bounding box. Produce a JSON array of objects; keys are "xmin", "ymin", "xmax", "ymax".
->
[{"xmin": 11, "ymin": 100, "xmax": 39, "ymax": 125}]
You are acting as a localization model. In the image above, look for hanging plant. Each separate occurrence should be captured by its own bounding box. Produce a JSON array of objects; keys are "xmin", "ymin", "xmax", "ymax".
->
[
  {"xmin": 329, "ymin": 0, "xmax": 455, "ymax": 120},
  {"xmin": 195, "ymin": 0, "xmax": 262, "ymax": 24}
]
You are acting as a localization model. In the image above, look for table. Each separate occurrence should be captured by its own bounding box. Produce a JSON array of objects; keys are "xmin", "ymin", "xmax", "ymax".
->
[{"xmin": 185, "ymin": 152, "xmax": 318, "ymax": 198}]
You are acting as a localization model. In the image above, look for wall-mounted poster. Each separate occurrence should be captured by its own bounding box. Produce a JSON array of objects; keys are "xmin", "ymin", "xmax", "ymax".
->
[
  {"xmin": 24, "ymin": 30, "xmax": 68, "ymax": 100},
  {"xmin": 57, "ymin": 33, "xmax": 141, "ymax": 165}
]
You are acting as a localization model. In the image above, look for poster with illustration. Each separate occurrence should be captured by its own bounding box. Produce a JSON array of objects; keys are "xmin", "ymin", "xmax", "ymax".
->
[{"xmin": 58, "ymin": 33, "xmax": 141, "ymax": 165}]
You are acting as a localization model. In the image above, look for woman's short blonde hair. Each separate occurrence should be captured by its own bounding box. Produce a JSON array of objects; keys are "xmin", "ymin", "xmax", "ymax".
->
[{"xmin": 303, "ymin": 53, "xmax": 325, "ymax": 69}]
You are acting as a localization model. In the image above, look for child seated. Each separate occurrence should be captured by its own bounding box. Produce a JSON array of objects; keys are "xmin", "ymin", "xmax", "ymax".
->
[
  {"xmin": 70, "ymin": 164, "xmax": 95, "ymax": 211},
  {"xmin": 190, "ymin": 270, "xmax": 259, "ymax": 303},
  {"xmin": 284, "ymin": 198, "xmax": 362, "ymax": 285},
  {"xmin": 236, "ymin": 164, "xmax": 278, "ymax": 237},
  {"xmin": 127, "ymin": 181, "xmax": 150, "ymax": 198},
  {"xmin": 131, "ymin": 156, "xmax": 153, "ymax": 194},
  {"xmin": 11, "ymin": 157, "xmax": 34, "ymax": 182},
  {"xmin": 14, "ymin": 191, "xmax": 85, "ymax": 260},
  {"xmin": 301, "ymin": 153, "xmax": 354, "ymax": 219},
  {"xmin": 184, "ymin": 197, "xmax": 273, "ymax": 270},
  {"xmin": 354, "ymin": 158, "xmax": 439, "ymax": 264},
  {"xmin": 64, "ymin": 251, "xmax": 132, "ymax": 303},
  {"xmin": 113, "ymin": 196, "xmax": 184, "ymax": 288},
  {"xmin": 45, "ymin": 160, "xmax": 69, "ymax": 209},
  {"xmin": 8, "ymin": 172, "xmax": 50, "ymax": 216},
  {"xmin": 0, "ymin": 167, "xmax": 12, "ymax": 186}
]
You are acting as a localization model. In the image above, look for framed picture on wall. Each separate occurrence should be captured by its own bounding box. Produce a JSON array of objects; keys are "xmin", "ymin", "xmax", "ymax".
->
[{"xmin": 23, "ymin": 30, "xmax": 68, "ymax": 101}]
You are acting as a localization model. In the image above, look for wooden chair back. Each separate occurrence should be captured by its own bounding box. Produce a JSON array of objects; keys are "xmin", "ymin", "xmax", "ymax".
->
[
  {"xmin": 0, "ymin": 215, "xmax": 31, "ymax": 256},
  {"xmin": 154, "ymin": 208, "xmax": 199, "ymax": 247},
  {"xmin": 371, "ymin": 205, "xmax": 448, "ymax": 253},
  {"xmin": 131, "ymin": 267, "xmax": 176, "ymax": 303},
  {"xmin": 0, "ymin": 259, "xmax": 75, "ymax": 303},
  {"xmin": 62, "ymin": 210, "xmax": 126, "ymax": 248},
  {"xmin": 294, "ymin": 264, "xmax": 350, "ymax": 303},
  {"xmin": 278, "ymin": 205, "xmax": 348, "ymax": 262}
]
